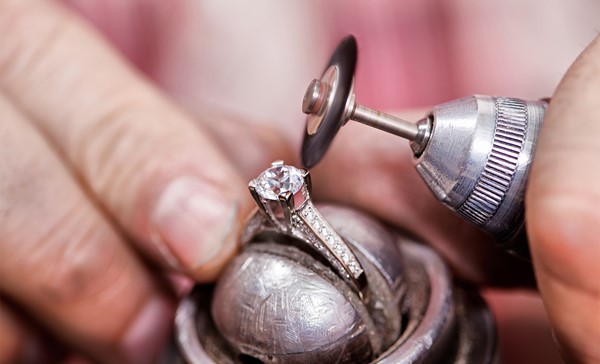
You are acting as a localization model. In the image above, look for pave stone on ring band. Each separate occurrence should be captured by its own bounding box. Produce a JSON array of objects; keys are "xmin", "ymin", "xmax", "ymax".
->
[{"xmin": 246, "ymin": 161, "xmax": 365, "ymax": 287}]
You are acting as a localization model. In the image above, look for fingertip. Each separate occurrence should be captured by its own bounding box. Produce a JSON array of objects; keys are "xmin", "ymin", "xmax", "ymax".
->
[
  {"xmin": 190, "ymin": 192, "xmax": 251, "ymax": 283},
  {"xmin": 524, "ymin": 33, "xmax": 600, "ymax": 363},
  {"xmin": 150, "ymin": 176, "xmax": 250, "ymax": 282}
]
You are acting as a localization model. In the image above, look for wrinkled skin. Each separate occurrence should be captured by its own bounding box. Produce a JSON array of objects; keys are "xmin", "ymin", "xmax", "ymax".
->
[{"xmin": 0, "ymin": 1, "xmax": 598, "ymax": 363}]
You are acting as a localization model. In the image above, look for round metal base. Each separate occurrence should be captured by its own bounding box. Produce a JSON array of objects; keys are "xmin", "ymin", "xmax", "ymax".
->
[{"xmin": 163, "ymin": 206, "xmax": 498, "ymax": 364}]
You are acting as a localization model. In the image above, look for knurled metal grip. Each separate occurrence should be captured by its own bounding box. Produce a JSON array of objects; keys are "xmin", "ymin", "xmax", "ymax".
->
[
  {"xmin": 414, "ymin": 96, "xmax": 547, "ymax": 258},
  {"xmin": 457, "ymin": 97, "xmax": 528, "ymax": 226}
]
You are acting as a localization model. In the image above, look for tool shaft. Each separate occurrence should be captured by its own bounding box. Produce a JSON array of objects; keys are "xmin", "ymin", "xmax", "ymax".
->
[{"xmin": 352, "ymin": 105, "xmax": 419, "ymax": 140}]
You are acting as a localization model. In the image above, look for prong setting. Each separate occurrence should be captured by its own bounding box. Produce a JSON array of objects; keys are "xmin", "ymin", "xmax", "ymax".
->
[
  {"xmin": 247, "ymin": 161, "xmax": 365, "ymax": 289},
  {"xmin": 278, "ymin": 191, "xmax": 294, "ymax": 233},
  {"xmin": 301, "ymin": 168, "xmax": 312, "ymax": 195}
]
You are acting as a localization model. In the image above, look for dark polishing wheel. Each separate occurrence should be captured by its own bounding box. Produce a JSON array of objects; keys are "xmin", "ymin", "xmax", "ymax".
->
[{"xmin": 301, "ymin": 35, "xmax": 357, "ymax": 168}]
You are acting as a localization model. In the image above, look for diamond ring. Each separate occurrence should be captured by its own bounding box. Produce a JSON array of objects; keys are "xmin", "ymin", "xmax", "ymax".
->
[{"xmin": 244, "ymin": 160, "xmax": 365, "ymax": 290}]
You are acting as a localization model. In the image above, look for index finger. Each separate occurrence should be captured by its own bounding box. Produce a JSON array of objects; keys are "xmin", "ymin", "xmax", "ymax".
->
[{"xmin": 0, "ymin": 0, "xmax": 262, "ymax": 281}]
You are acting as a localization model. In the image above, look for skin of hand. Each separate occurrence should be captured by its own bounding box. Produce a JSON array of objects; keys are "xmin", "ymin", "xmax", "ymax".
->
[
  {"xmin": 525, "ymin": 35, "xmax": 600, "ymax": 363},
  {"xmin": 0, "ymin": 1, "xmax": 291, "ymax": 362},
  {"xmin": 0, "ymin": 1, "xmax": 598, "ymax": 364}
]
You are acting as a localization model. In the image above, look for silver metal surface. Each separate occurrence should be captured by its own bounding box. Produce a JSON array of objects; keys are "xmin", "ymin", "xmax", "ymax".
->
[
  {"xmin": 167, "ymin": 205, "xmax": 498, "ymax": 364},
  {"xmin": 414, "ymin": 96, "xmax": 547, "ymax": 246},
  {"xmin": 214, "ymin": 204, "xmax": 405, "ymax": 363},
  {"xmin": 302, "ymin": 74, "xmax": 419, "ymax": 141},
  {"xmin": 353, "ymin": 104, "xmax": 419, "ymax": 139},
  {"xmin": 304, "ymin": 67, "xmax": 338, "ymax": 136},
  {"xmin": 213, "ymin": 248, "xmax": 371, "ymax": 362}
]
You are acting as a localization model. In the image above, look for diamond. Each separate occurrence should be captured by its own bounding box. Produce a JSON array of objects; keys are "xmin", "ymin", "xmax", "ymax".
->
[
  {"xmin": 304, "ymin": 209, "xmax": 315, "ymax": 221},
  {"xmin": 341, "ymin": 253, "xmax": 350, "ymax": 264},
  {"xmin": 313, "ymin": 220, "xmax": 321, "ymax": 231},
  {"xmin": 254, "ymin": 164, "xmax": 305, "ymax": 200}
]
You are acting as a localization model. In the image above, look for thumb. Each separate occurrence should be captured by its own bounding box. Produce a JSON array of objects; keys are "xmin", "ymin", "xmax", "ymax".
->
[{"xmin": 526, "ymin": 35, "xmax": 600, "ymax": 363}]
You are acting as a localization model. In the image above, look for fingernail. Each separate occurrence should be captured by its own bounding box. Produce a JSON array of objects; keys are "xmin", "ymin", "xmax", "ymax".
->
[
  {"xmin": 122, "ymin": 296, "xmax": 174, "ymax": 364},
  {"xmin": 151, "ymin": 177, "xmax": 239, "ymax": 272}
]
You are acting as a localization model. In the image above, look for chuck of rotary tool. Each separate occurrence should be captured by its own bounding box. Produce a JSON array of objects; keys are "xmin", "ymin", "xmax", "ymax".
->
[{"xmin": 413, "ymin": 96, "xmax": 547, "ymax": 257}]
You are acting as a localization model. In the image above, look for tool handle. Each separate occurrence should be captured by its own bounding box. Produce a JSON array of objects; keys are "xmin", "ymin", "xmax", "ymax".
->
[{"xmin": 414, "ymin": 96, "xmax": 549, "ymax": 262}]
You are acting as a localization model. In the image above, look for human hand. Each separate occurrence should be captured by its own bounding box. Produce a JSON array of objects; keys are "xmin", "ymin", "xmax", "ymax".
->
[
  {"xmin": 0, "ymin": 1, "xmax": 291, "ymax": 362},
  {"xmin": 524, "ymin": 35, "xmax": 600, "ymax": 363},
  {"xmin": 311, "ymin": 35, "xmax": 600, "ymax": 363},
  {"xmin": 2, "ymin": 1, "xmax": 597, "ymax": 363}
]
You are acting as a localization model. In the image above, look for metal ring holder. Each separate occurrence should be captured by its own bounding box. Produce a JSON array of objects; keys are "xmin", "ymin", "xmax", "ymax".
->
[{"xmin": 162, "ymin": 205, "xmax": 498, "ymax": 363}]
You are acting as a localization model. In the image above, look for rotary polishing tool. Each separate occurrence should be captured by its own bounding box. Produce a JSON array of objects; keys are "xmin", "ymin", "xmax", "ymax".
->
[{"xmin": 301, "ymin": 35, "xmax": 548, "ymax": 260}]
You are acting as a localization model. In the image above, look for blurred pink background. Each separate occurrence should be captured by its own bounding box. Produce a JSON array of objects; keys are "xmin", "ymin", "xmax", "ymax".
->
[{"xmin": 64, "ymin": 0, "xmax": 599, "ymax": 141}]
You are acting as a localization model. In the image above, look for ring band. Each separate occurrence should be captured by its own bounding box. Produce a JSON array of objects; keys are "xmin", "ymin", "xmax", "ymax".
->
[{"xmin": 243, "ymin": 161, "xmax": 365, "ymax": 289}]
